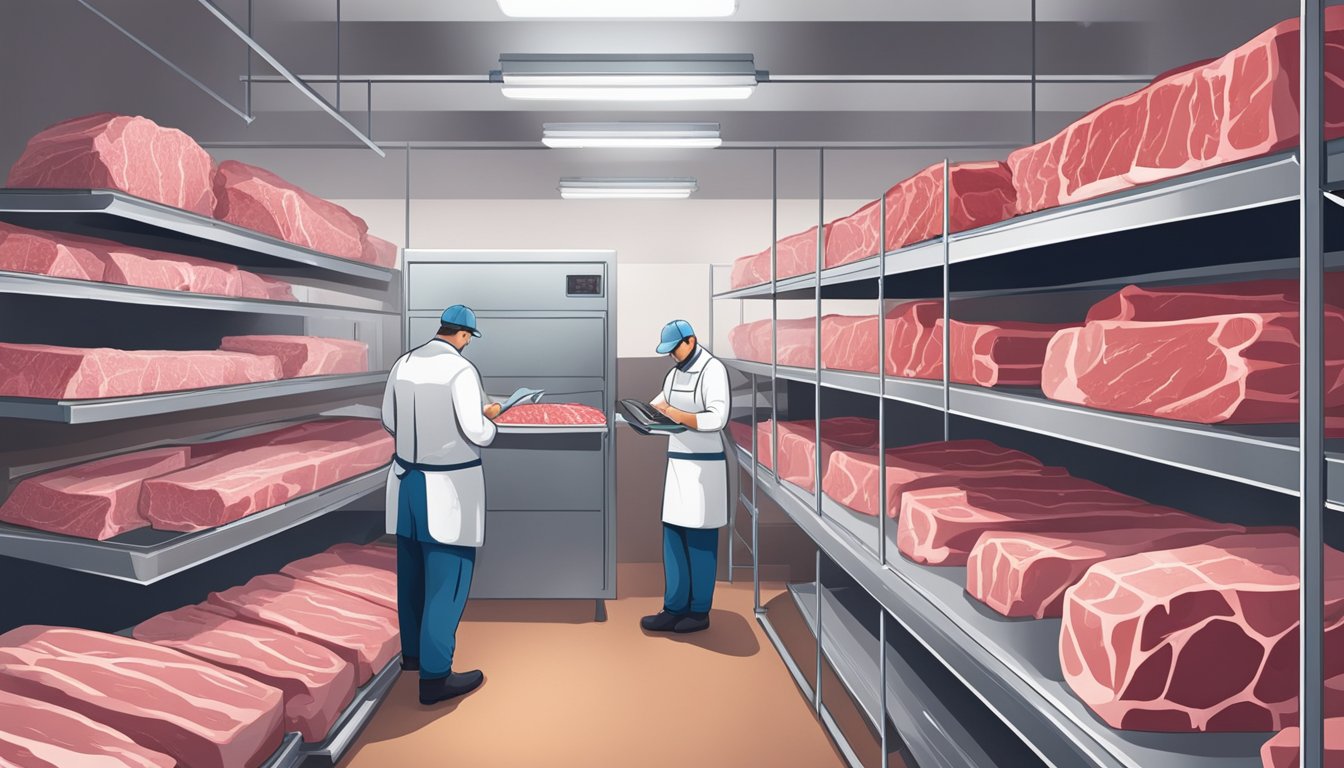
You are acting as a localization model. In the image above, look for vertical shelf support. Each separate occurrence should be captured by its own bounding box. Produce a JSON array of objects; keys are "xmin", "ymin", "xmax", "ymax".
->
[
  {"xmin": 942, "ymin": 159, "xmax": 951, "ymax": 441},
  {"xmin": 1300, "ymin": 1, "xmax": 1327, "ymax": 767},
  {"xmin": 816, "ymin": 149, "xmax": 825, "ymax": 515},
  {"xmin": 880, "ymin": 609, "xmax": 889, "ymax": 768},
  {"xmin": 771, "ymin": 149, "xmax": 780, "ymax": 487},
  {"xmin": 814, "ymin": 549, "xmax": 823, "ymax": 714},
  {"xmin": 878, "ymin": 186, "xmax": 888, "ymax": 562}
]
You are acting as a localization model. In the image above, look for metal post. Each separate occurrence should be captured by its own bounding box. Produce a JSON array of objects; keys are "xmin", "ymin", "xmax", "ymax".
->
[
  {"xmin": 404, "ymin": 145, "xmax": 412, "ymax": 249},
  {"xmin": 815, "ymin": 549, "xmax": 823, "ymax": 714},
  {"xmin": 878, "ymin": 186, "xmax": 888, "ymax": 561},
  {"xmin": 245, "ymin": 0, "xmax": 253, "ymax": 119},
  {"xmin": 367, "ymin": 80, "xmax": 373, "ymax": 138},
  {"xmin": 335, "ymin": 0, "xmax": 342, "ymax": 112},
  {"xmin": 771, "ymin": 149, "xmax": 779, "ymax": 483},
  {"xmin": 1030, "ymin": 0, "xmax": 1037, "ymax": 143},
  {"xmin": 942, "ymin": 159, "xmax": 951, "ymax": 441},
  {"xmin": 816, "ymin": 149, "xmax": 825, "ymax": 516},
  {"xmin": 1300, "ymin": 1, "xmax": 1326, "ymax": 766},
  {"xmin": 880, "ymin": 609, "xmax": 889, "ymax": 768}
]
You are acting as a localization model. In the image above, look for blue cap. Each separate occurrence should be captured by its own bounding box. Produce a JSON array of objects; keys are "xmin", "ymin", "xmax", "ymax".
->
[
  {"xmin": 657, "ymin": 319, "xmax": 695, "ymax": 354},
  {"xmin": 440, "ymin": 304, "xmax": 482, "ymax": 337}
]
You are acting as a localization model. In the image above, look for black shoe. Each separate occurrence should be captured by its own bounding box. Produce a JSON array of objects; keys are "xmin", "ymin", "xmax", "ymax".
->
[
  {"xmin": 674, "ymin": 613, "xmax": 710, "ymax": 634},
  {"xmin": 419, "ymin": 670, "xmax": 484, "ymax": 705},
  {"xmin": 401, "ymin": 655, "xmax": 419, "ymax": 672},
  {"xmin": 640, "ymin": 610, "xmax": 683, "ymax": 632}
]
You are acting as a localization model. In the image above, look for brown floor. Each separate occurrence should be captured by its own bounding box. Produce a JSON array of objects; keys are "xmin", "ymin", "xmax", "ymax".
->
[{"xmin": 340, "ymin": 571, "xmax": 845, "ymax": 768}]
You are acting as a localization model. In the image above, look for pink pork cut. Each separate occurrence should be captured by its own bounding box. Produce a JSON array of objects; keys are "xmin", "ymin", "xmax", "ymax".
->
[
  {"xmin": 730, "ymin": 246, "xmax": 772, "ymax": 290},
  {"xmin": 323, "ymin": 542, "xmax": 396, "ymax": 573},
  {"xmin": 494, "ymin": 403, "xmax": 606, "ymax": 426},
  {"xmin": 776, "ymin": 318, "xmax": 818, "ymax": 368},
  {"xmin": 141, "ymin": 419, "xmax": 392, "ymax": 532},
  {"xmin": 237, "ymin": 271, "xmax": 297, "ymax": 302},
  {"xmin": 886, "ymin": 301, "xmax": 944, "ymax": 377},
  {"xmin": 826, "ymin": 199, "xmax": 883, "ymax": 269},
  {"xmin": 896, "ymin": 473, "xmax": 1202, "ymax": 565},
  {"xmin": 728, "ymin": 320, "xmax": 765, "ymax": 362},
  {"xmin": 966, "ymin": 523, "xmax": 1245, "ymax": 619},
  {"xmin": 0, "ymin": 446, "xmax": 190, "ymax": 540},
  {"xmin": 134, "ymin": 605, "xmax": 356, "ymax": 743},
  {"xmin": 821, "ymin": 439, "xmax": 1048, "ymax": 519},
  {"xmin": 1041, "ymin": 310, "xmax": 1344, "ymax": 424},
  {"xmin": 761, "ymin": 418, "xmax": 880, "ymax": 492},
  {"xmin": 1262, "ymin": 718, "xmax": 1344, "ymax": 768},
  {"xmin": 218, "ymin": 335, "xmax": 368, "ymax": 379},
  {"xmin": 728, "ymin": 420, "xmax": 753, "ymax": 453},
  {"xmin": 0, "ymin": 221, "xmax": 106, "ymax": 282},
  {"xmin": 6, "ymin": 113, "xmax": 216, "ymax": 216},
  {"xmin": 0, "ymin": 626, "xmax": 283, "ymax": 768},
  {"xmin": 81, "ymin": 235, "xmax": 242, "ymax": 298},
  {"xmin": 360, "ymin": 235, "xmax": 398, "ymax": 268},
  {"xmin": 212, "ymin": 160, "xmax": 369, "ymax": 262},
  {"xmin": 0, "ymin": 342, "xmax": 282, "ymax": 400},
  {"xmin": 1087, "ymin": 276, "xmax": 1344, "ymax": 323},
  {"xmin": 1009, "ymin": 10, "xmax": 1344, "ymax": 215},
  {"xmin": 883, "ymin": 162, "xmax": 1018, "ymax": 251},
  {"xmin": 204, "ymin": 574, "xmax": 399, "ymax": 684},
  {"xmin": 184, "ymin": 417, "xmax": 376, "ymax": 465},
  {"xmin": 885, "ymin": 302, "xmax": 1066, "ymax": 387},
  {"xmin": 1059, "ymin": 532, "xmax": 1344, "ymax": 732},
  {"xmin": 0, "ymin": 688, "xmax": 175, "ymax": 768},
  {"xmin": 728, "ymin": 226, "xmax": 830, "ymax": 290},
  {"xmin": 281, "ymin": 548, "xmax": 397, "ymax": 611}
]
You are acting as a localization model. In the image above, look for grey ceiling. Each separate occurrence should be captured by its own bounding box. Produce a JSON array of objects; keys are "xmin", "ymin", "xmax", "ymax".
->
[{"xmin": 0, "ymin": 0, "xmax": 1308, "ymax": 199}]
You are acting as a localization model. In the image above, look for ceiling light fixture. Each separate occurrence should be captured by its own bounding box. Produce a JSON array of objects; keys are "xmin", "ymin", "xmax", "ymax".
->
[
  {"xmin": 496, "ymin": 54, "xmax": 760, "ymax": 101},
  {"xmin": 542, "ymin": 122, "xmax": 722, "ymax": 149},
  {"xmin": 559, "ymin": 178, "xmax": 699, "ymax": 200},
  {"xmin": 497, "ymin": 0, "xmax": 737, "ymax": 18}
]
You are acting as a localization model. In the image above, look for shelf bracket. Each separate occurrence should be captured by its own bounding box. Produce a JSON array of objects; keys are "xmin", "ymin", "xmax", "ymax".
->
[
  {"xmin": 192, "ymin": 0, "xmax": 386, "ymax": 157},
  {"xmin": 77, "ymin": 0, "xmax": 254, "ymax": 125}
]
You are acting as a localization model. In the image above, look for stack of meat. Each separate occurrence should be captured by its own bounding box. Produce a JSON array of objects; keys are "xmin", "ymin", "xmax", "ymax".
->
[
  {"xmin": 495, "ymin": 402, "xmax": 607, "ymax": 426},
  {"xmin": 0, "ymin": 543, "xmax": 397, "ymax": 763},
  {"xmin": 0, "ymin": 334, "xmax": 367, "ymax": 401},
  {"xmin": 1042, "ymin": 277, "xmax": 1344, "ymax": 425},
  {"xmin": 6, "ymin": 113, "xmax": 399, "ymax": 268},
  {"xmin": 734, "ymin": 417, "xmax": 879, "ymax": 493},
  {"xmin": 0, "ymin": 418, "xmax": 391, "ymax": 540}
]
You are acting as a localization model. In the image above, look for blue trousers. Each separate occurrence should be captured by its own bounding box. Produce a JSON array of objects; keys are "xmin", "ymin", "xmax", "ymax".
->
[
  {"xmin": 396, "ymin": 470, "xmax": 475, "ymax": 680},
  {"xmin": 663, "ymin": 523, "xmax": 719, "ymax": 615}
]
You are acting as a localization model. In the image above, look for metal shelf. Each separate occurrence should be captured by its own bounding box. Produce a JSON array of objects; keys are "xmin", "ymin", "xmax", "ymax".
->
[
  {"xmin": 0, "ymin": 189, "xmax": 395, "ymax": 284},
  {"xmin": 752, "ymin": 463, "xmax": 1265, "ymax": 768},
  {"xmin": 300, "ymin": 653, "xmax": 401, "ymax": 764},
  {"xmin": 0, "ymin": 270, "xmax": 398, "ymax": 318},
  {"xmin": 711, "ymin": 239, "xmax": 944, "ymax": 301},
  {"xmin": 790, "ymin": 583, "xmax": 1003, "ymax": 768},
  {"xmin": 265, "ymin": 734, "xmax": 305, "ymax": 768},
  {"xmin": 0, "ymin": 372, "xmax": 389, "ymax": 424},
  {"xmin": 720, "ymin": 358, "xmax": 772, "ymax": 377},
  {"xmin": 0, "ymin": 467, "xmax": 388, "ymax": 583},
  {"xmin": 495, "ymin": 423, "xmax": 608, "ymax": 434}
]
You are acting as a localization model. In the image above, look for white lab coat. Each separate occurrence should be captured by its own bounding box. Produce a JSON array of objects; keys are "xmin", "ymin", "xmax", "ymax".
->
[
  {"xmin": 381, "ymin": 339, "xmax": 497, "ymax": 546},
  {"xmin": 652, "ymin": 347, "xmax": 731, "ymax": 529}
]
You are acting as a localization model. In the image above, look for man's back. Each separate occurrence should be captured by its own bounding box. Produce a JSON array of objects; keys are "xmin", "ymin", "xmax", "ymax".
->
[{"xmin": 384, "ymin": 341, "xmax": 495, "ymax": 466}]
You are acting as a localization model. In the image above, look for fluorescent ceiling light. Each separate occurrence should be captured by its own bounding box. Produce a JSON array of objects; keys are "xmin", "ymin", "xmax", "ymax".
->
[
  {"xmin": 497, "ymin": 0, "xmax": 736, "ymax": 18},
  {"xmin": 497, "ymin": 54, "xmax": 759, "ymax": 101},
  {"xmin": 559, "ymin": 178, "xmax": 698, "ymax": 199},
  {"xmin": 543, "ymin": 122, "xmax": 722, "ymax": 149}
]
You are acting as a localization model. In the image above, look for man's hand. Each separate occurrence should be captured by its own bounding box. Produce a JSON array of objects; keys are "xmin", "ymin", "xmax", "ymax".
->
[
  {"xmin": 652, "ymin": 401, "xmax": 670, "ymax": 414},
  {"xmin": 484, "ymin": 403, "xmax": 502, "ymax": 420}
]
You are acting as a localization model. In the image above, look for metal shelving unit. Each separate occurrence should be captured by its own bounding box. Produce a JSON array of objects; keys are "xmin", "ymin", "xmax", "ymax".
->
[
  {"xmin": 0, "ymin": 189, "xmax": 395, "ymax": 283},
  {"xmin": 0, "ymin": 372, "xmax": 388, "ymax": 424},
  {"xmin": 0, "ymin": 467, "xmax": 389, "ymax": 583},
  {"xmin": 300, "ymin": 655, "xmax": 402, "ymax": 766}
]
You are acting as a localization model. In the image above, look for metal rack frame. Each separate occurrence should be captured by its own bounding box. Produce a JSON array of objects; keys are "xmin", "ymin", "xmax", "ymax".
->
[{"xmin": 715, "ymin": 15, "xmax": 1338, "ymax": 761}]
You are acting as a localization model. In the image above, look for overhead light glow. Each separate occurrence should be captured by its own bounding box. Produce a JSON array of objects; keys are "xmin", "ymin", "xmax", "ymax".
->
[
  {"xmin": 559, "ymin": 178, "xmax": 698, "ymax": 200},
  {"xmin": 497, "ymin": 54, "xmax": 759, "ymax": 102},
  {"xmin": 543, "ymin": 122, "xmax": 722, "ymax": 149},
  {"xmin": 497, "ymin": 0, "xmax": 737, "ymax": 18},
  {"xmin": 504, "ymin": 86, "xmax": 753, "ymax": 101}
]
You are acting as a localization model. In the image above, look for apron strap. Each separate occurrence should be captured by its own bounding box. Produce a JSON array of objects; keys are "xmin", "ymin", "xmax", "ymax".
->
[
  {"xmin": 667, "ymin": 451, "xmax": 727, "ymax": 461},
  {"xmin": 393, "ymin": 455, "xmax": 483, "ymax": 473}
]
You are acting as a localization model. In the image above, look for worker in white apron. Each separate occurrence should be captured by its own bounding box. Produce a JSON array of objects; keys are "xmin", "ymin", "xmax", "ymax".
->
[
  {"xmin": 381, "ymin": 304, "xmax": 500, "ymax": 705},
  {"xmin": 642, "ymin": 320, "xmax": 732, "ymax": 634}
]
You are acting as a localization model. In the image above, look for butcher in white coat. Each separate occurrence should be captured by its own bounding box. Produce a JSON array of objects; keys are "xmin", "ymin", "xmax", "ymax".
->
[
  {"xmin": 382, "ymin": 304, "xmax": 499, "ymax": 705},
  {"xmin": 640, "ymin": 319, "xmax": 731, "ymax": 635}
]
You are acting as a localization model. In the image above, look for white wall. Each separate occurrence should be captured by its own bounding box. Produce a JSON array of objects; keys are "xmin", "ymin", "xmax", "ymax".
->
[{"xmin": 335, "ymin": 197, "xmax": 867, "ymax": 358}]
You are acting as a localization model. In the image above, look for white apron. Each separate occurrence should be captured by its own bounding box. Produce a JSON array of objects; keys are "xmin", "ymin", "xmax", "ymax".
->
[
  {"xmin": 661, "ymin": 356, "xmax": 730, "ymax": 529},
  {"xmin": 384, "ymin": 462, "xmax": 487, "ymax": 547}
]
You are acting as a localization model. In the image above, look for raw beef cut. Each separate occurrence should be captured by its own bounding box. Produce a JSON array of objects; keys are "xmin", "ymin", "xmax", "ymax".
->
[
  {"xmin": 886, "ymin": 301, "xmax": 943, "ymax": 377},
  {"xmin": 883, "ymin": 162, "xmax": 1017, "ymax": 251},
  {"xmin": 0, "ymin": 688, "xmax": 175, "ymax": 768},
  {"xmin": 1262, "ymin": 718, "xmax": 1344, "ymax": 768},
  {"xmin": 91, "ymin": 238, "xmax": 242, "ymax": 298},
  {"xmin": 1059, "ymin": 532, "xmax": 1344, "ymax": 732},
  {"xmin": 730, "ymin": 246, "xmax": 772, "ymax": 290},
  {"xmin": 360, "ymin": 235, "xmax": 398, "ymax": 268},
  {"xmin": 821, "ymin": 314, "xmax": 881, "ymax": 372},
  {"xmin": 218, "ymin": 335, "xmax": 368, "ymax": 379},
  {"xmin": 495, "ymin": 403, "xmax": 607, "ymax": 426},
  {"xmin": 821, "ymin": 439, "xmax": 1049, "ymax": 519},
  {"xmin": 141, "ymin": 419, "xmax": 392, "ymax": 532},
  {"xmin": 323, "ymin": 542, "xmax": 397, "ymax": 573},
  {"xmin": 204, "ymin": 574, "xmax": 399, "ymax": 684},
  {"xmin": 884, "ymin": 302, "xmax": 1064, "ymax": 387},
  {"xmin": 186, "ymin": 417, "xmax": 381, "ymax": 464},
  {"xmin": 212, "ymin": 161, "xmax": 369, "ymax": 262},
  {"xmin": 826, "ymin": 199, "xmax": 882, "ymax": 269},
  {"xmin": 729, "ymin": 320, "xmax": 765, "ymax": 361},
  {"xmin": 1088, "ymin": 276, "xmax": 1344, "ymax": 323},
  {"xmin": 0, "ymin": 342, "xmax": 283, "ymax": 400},
  {"xmin": 281, "ymin": 548, "xmax": 397, "ymax": 611},
  {"xmin": 728, "ymin": 226, "xmax": 829, "ymax": 289},
  {"xmin": 1042, "ymin": 310, "xmax": 1344, "ymax": 423},
  {"xmin": 134, "ymin": 605, "xmax": 356, "ymax": 743},
  {"xmin": 728, "ymin": 420, "xmax": 753, "ymax": 453},
  {"xmin": 1009, "ymin": 10, "xmax": 1344, "ymax": 215},
  {"xmin": 0, "ymin": 626, "xmax": 283, "ymax": 768},
  {"xmin": 0, "ymin": 446, "xmax": 190, "ymax": 541},
  {"xmin": 0, "ymin": 221, "xmax": 106, "ymax": 282},
  {"xmin": 776, "ymin": 318, "xmax": 817, "ymax": 368},
  {"xmin": 966, "ymin": 523, "xmax": 1244, "ymax": 619},
  {"xmin": 896, "ymin": 474, "xmax": 1201, "ymax": 565},
  {"xmin": 761, "ymin": 418, "xmax": 880, "ymax": 492},
  {"xmin": 237, "ymin": 271, "xmax": 297, "ymax": 302},
  {"xmin": 6, "ymin": 113, "xmax": 216, "ymax": 216}
]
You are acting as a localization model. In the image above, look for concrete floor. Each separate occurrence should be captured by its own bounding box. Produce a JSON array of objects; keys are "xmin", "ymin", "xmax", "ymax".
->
[{"xmin": 340, "ymin": 573, "xmax": 845, "ymax": 768}]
